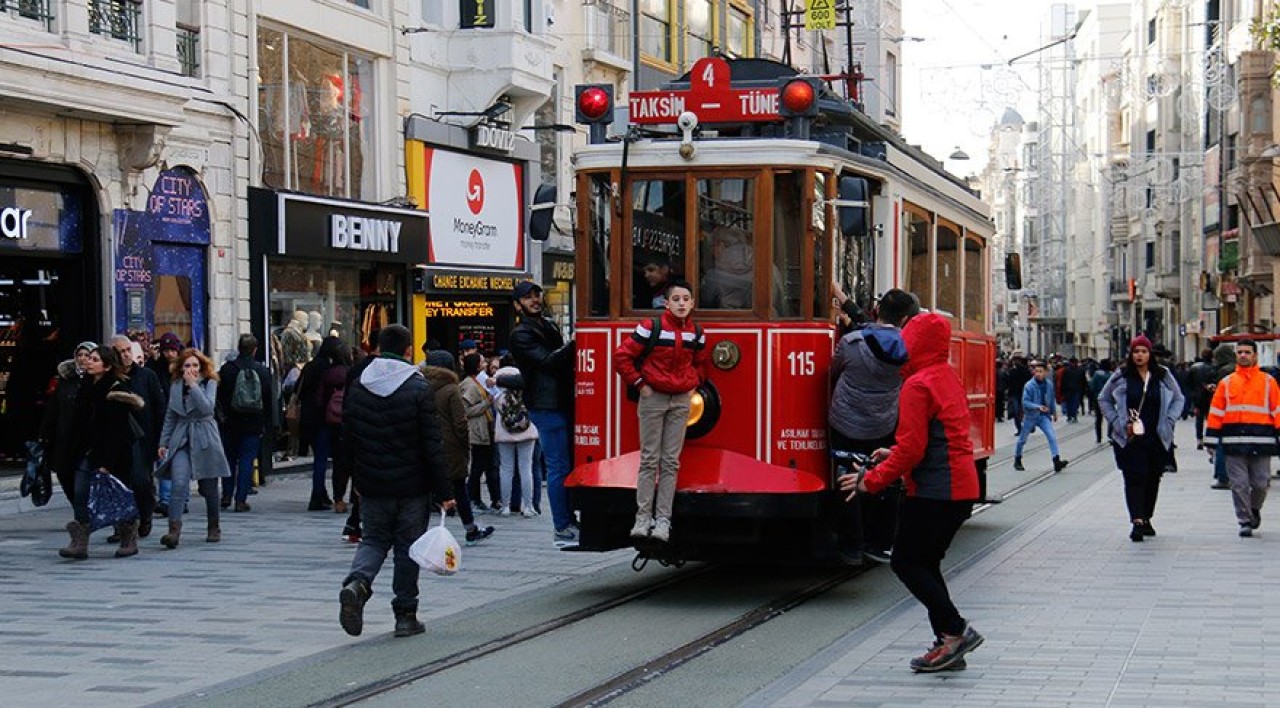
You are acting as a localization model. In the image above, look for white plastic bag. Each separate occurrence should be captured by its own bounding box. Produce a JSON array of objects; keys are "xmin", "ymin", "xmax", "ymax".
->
[{"xmin": 409, "ymin": 514, "xmax": 461, "ymax": 575}]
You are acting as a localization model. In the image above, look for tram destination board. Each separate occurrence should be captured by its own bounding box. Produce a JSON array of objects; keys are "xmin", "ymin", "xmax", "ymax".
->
[{"xmin": 629, "ymin": 57, "xmax": 781, "ymax": 125}]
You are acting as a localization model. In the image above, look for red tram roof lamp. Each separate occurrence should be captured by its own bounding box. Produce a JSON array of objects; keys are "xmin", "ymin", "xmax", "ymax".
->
[
  {"xmin": 575, "ymin": 85, "xmax": 613, "ymax": 123},
  {"xmin": 778, "ymin": 78, "xmax": 819, "ymax": 118}
]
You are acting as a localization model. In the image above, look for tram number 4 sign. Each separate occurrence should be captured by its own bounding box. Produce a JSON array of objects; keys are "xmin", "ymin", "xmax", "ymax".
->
[
  {"xmin": 629, "ymin": 57, "xmax": 782, "ymax": 125},
  {"xmin": 805, "ymin": 0, "xmax": 835, "ymax": 31}
]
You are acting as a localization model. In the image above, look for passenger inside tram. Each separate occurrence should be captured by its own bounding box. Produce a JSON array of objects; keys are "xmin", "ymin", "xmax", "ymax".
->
[
  {"xmin": 633, "ymin": 252, "xmax": 675, "ymax": 309},
  {"xmin": 699, "ymin": 225, "xmax": 754, "ymax": 310}
]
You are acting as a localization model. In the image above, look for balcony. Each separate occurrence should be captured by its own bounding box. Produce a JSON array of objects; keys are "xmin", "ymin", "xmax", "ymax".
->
[
  {"xmin": 0, "ymin": 0, "xmax": 53, "ymax": 31},
  {"xmin": 176, "ymin": 24, "xmax": 199, "ymax": 78},
  {"xmin": 584, "ymin": 1, "xmax": 631, "ymax": 73},
  {"xmin": 88, "ymin": 0, "xmax": 143, "ymax": 52}
]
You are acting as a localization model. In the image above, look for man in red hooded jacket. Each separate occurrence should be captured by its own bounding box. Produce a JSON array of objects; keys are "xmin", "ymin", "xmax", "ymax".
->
[{"xmin": 840, "ymin": 311, "xmax": 983, "ymax": 673}]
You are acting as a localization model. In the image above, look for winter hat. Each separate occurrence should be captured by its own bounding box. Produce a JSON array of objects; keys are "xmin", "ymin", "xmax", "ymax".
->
[
  {"xmin": 1129, "ymin": 334, "xmax": 1153, "ymax": 352},
  {"xmin": 157, "ymin": 332, "xmax": 183, "ymax": 352},
  {"xmin": 426, "ymin": 350, "xmax": 455, "ymax": 370}
]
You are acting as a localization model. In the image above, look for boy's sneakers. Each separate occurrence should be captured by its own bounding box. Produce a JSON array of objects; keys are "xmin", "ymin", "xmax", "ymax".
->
[
  {"xmin": 909, "ymin": 624, "xmax": 983, "ymax": 673},
  {"xmin": 465, "ymin": 525, "xmax": 495, "ymax": 545},
  {"xmin": 521, "ymin": 508, "xmax": 540, "ymax": 518},
  {"xmin": 630, "ymin": 515, "xmax": 652, "ymax": 539},
  {"xmin": 651, "ymin": 517, "xmax": 672, "ymax": 543}
]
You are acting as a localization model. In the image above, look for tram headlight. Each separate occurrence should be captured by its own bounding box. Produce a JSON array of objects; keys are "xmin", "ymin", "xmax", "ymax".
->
[{"xmin": 685, "ymin": 380, "xmax": 721, "ymax": 440}]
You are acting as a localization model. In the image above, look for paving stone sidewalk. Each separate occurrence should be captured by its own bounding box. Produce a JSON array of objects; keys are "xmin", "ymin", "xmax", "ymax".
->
[
  {"xmin": 749, "ymin": 426, "xmax": 1280, "ymax": 707},
  {"xmin": 0, "ymin": 474, "xmax": 629, "ymax": 707}
]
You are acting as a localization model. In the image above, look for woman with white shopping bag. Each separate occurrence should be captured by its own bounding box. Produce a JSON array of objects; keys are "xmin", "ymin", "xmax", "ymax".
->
[{"xmin": 59, "ymin": 344, "xmax": 146, "ymax": 560}]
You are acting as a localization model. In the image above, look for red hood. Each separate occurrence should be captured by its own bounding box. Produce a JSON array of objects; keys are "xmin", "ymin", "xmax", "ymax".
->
[{"xmin": 900, "ymin": 312, "xmax": 951, "ymax": 378}]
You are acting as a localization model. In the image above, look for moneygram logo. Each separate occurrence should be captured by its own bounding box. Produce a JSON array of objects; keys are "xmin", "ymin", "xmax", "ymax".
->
[{"xmin": 466, "ymin": 169, "xmax": 485, "ymax": 215}]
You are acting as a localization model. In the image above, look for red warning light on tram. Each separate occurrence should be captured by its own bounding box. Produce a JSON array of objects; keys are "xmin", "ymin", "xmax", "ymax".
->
[
  {"xmin": 575, "ymin": 85, "xmax": 614, "ymax": 124},
  {"xmin": 778, "ymin": 78, "xmax": 820, "ymax": 117}
]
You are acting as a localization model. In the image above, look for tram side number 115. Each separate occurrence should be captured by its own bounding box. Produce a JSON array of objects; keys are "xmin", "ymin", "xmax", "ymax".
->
[{"xmin": 787, "ymin": 351, "xmax": 816, "ymax": 376}]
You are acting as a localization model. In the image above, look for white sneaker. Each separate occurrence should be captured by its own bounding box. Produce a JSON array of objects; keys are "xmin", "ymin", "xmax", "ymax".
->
[
  {"xmin": 521, "ymin": 508, "xmax": 539, "ymax": 518},
  {"xmin": 630, "ymin": 515, "xmax": 652, "ymax": 539},
  {"xmin": 651, "ymin": 517, "xmax": 671, "ymax": 543},
  {"xmin": 498, "ymin": 507, "xmax": 510, "ymax": 517}
]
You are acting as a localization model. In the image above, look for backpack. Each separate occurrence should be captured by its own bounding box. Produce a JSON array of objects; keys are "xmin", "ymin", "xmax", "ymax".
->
[
  {"xmin": 626, "ymin": 317, "xmax": 703, "ymax": 401},
  {"xmin": 325, "ymin": 386, "xmax": 345, "ymax": 426},
  {"xmin": 230, "ymin": 363, "xmax": 263, "ymax": 413},
  {"xmin": 499, "ymin": 389, "xmax": 531, "ymax": 433}
]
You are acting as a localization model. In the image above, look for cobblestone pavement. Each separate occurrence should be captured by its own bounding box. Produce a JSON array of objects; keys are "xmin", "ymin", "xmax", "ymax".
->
[
  {"xmin": 749, "ymin": 423, "xmax": 1280, "ymax": 707},
  {"xmin": 0, "ymin": 472, "xmax": 628, "ymax": 707}
]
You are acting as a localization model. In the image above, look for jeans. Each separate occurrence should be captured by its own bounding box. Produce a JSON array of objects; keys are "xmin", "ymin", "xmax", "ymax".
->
[
  {"xmin": 166, "ymin": 447, "xmax": 221, "ymax": 525},
  {"xmin": 1113, "ymin": 438, "xmax": 1166, "ymax": 522},
  {"xmin": 498, "ymin": 439, "xmax": 536, "ymax": 512},
  {"xmin": 891, "ymin": 497, "xmax": 973, "ymax": 638},
  {"xmin": 529, "ymin": 409, "xmax": 573, "ymax": 531},
  {"xmin": 311, "ymin": 425, "xmax": 331, "ymax": 498},
  {"xmin": 1015, "ymin": 414, "xmax": 1059, "ymax": 459},
  {"xmin": 157, "ymin": 477, "xmax": 172, "ymax": 506},
  {"xmin": 347, "ymin": 495, "xmax": 430, "ymax": 613},
  {"xmin": 468, "ymin": 443, "xmax": 499, "ymax": 507},
  {"xmin": 223, "ymin": 432, "xmax": 261, "ymax": 503}
]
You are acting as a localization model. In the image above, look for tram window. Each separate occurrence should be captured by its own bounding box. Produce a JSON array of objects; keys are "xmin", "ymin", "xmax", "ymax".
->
[
  {"xmin": 964, "ymin": 236, "xmax": 985, "ymax": 330},
  {"xmin": 696, "ymin": 178, "xmax": 755, "ymax": 310},
  {"xmin": 904, "ymin": 206, "xmax": 932, "ymax": 308},
  {"xmin": 772, "ymin": 172, "xmax": 804, "ymax": 317},
  {"xmin": 631, "ymin": 179, "xmax": 687, "ymax": 309},
  {"xmin": 811, "ymin": 172, "xmax": 829, "ymax": 319},
  {"xmin": 936, "ymin": 222, "xmax": 960, "ymax": 318},
  {"xmin": 587, "ymin": 174, "xmax": 612, "ymax": 317}
]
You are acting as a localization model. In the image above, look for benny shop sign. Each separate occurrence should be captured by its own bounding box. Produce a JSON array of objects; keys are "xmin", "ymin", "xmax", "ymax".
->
[{"xmin": 423, "ymin": 147, "xmax": 524, "ymax": 270}]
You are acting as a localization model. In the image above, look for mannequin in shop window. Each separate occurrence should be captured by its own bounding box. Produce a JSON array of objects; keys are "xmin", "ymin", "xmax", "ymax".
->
[
  {"xmin": 306, "ymin": 311, "xmax": 324, "ymax": 356},
  {"xmin": 281, "ymin": 311, "xmax": 311, "ymax": 371}
]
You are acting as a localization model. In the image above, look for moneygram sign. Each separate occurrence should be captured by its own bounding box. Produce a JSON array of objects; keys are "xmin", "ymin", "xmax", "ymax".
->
[{"xmin": 423, "ymin": 147, "xmax": 525, "ymax": 270}]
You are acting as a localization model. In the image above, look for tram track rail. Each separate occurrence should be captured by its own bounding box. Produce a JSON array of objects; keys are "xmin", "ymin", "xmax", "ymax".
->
[{"xmin": 314, "ymin": 427, "xmax": 1103, "ymax": 707}]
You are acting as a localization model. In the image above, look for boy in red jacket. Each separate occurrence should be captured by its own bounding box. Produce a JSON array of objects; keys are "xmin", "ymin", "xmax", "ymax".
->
[
  {"xmin": 614, "ymin": 279, "xmax": 710, "ymax": 543},
  {"xmin": 840, "ymin": 311, "xmax": 984, "ymax": 673}
]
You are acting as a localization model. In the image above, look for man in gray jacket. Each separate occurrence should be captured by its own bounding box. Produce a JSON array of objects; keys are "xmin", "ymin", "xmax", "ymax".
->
[{"xmin": 829, "ymin": 289, "xmax": 919, "ymax": 563}]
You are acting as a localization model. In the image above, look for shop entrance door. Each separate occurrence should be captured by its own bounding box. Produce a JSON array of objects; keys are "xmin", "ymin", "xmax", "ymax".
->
[{"xmin": 151, "ymin": 244, "xmax": 205, "ymax": 350}]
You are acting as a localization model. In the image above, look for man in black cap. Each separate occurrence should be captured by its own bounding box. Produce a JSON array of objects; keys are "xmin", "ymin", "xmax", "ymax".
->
[{"xmin": 509, "ymin": 280, "xmax": 578, "ymax": 545}]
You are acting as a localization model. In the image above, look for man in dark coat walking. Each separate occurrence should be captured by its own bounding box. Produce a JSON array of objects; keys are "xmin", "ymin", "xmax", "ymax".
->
[
  {"xmin": 338, "ymin": 325, "xmax": 455, "ymax": 638},
  {"xmin": 111, "ymin": 335, "xmax": 167, "ymax": 536}
]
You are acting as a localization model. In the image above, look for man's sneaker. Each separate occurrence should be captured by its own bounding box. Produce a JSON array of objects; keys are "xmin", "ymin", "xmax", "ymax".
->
[
  {"xmin": 1239, "ymin": 524, "xmax": 1254, "ymax": 538},
  {"xmin": 338, "ymin": 577, "xmax": 371, "ymax": 637},
  {"xmin": 465, "ymin": 525, "xmax": 495, "ymax": 545},
  {"xmin": 909, "ymin": 624, "xmax": 983, "ymax": 673},
  {"xmin": 630, "ymin": 515, "xmax": 652, "ymax": 539},
  {"xmin": 553, "ymin": 526, "xmax": 579, "ymax": 546},
  {"xmin": 862, "ymin": 546, "xmax": 892, "ymax": 564},
  {"xmin": 1252, "ymin": 508, "xmax": 1262, "ymax": 530},
  {"xmin": 521, "ymin": 508, "xmax": 540, "ymax": 518},
  {"xmin": 651, "ymin": 517, "xmax": 672, "ymax": 543}
]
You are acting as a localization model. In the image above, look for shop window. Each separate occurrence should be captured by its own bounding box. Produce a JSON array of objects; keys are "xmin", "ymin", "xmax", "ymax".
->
[
  {"xmin": 772, "ymin": 171, "xmax": 804, "ymax": 317},
  {"xmin": 697, "ymin": 178, "xmax": 754, "ymax": 310},
  {"xmin": 268, "ymin": 262, "xmax": 397, "ymax": 357},
  {"xmin": 936, "ymin": 221, "xmax": 959, "ymax": 318},
  {"xmin": 586, "ymin": 174, "xmax": 612, "ymax": 317},
  {"xmin": 257, "ymin": 26, "xmax": 377, "ymax": 200},
  {"xmin": 903, "ymin": 204, "xmax": 932, "ymax": 308},
  {"xmin": 153, "ymin": 275, "xmax": 193, "ymax": 346},
  {"xmin": 632, "ymin": 178, "xmax": 687, "ymax": 309}
]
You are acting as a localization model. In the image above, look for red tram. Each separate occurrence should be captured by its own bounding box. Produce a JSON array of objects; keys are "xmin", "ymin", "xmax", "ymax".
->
[{"xmin": 564, "ymin": 58, "xmax": 995, "ymax": 563}]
